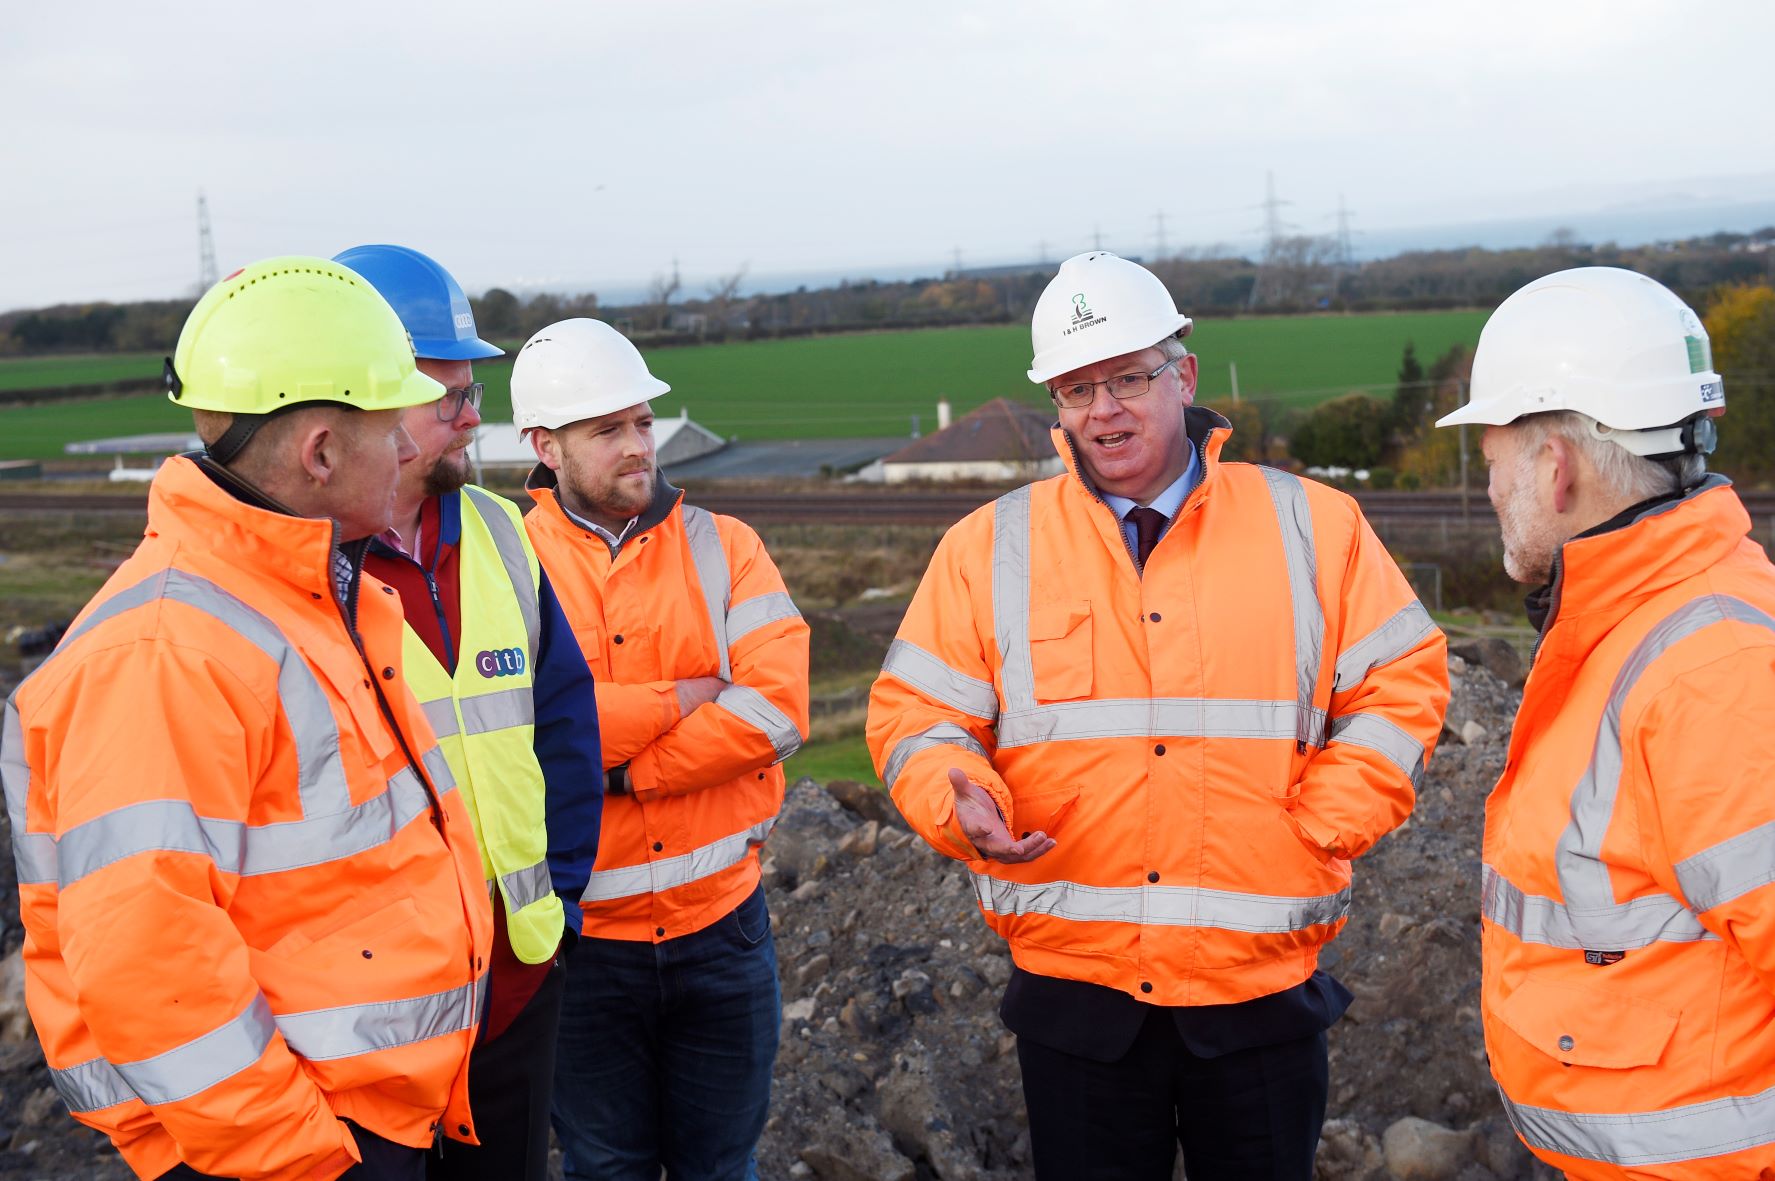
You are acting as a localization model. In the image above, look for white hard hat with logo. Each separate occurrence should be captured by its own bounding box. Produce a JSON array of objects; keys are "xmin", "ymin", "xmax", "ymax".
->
[
  {"xmin": 1027, "ymin": 252, "xmax": 1193, "ymax": 384},
  {"xmin": 510, "ymin": 317, "xmax": 671, "ymax": 433},
  {"xmin": 1436, "ymin": 267, "xmax": 1725, "ymax": 457}
]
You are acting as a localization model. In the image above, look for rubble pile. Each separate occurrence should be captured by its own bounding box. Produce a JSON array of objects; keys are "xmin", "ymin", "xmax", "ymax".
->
[{"xmin": 0, "ymin": 649, "xmax": 1557, "ymax": 1180}]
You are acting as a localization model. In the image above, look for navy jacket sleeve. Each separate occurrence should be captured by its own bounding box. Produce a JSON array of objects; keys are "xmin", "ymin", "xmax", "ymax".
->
[{"xmin": 532, "ymin": 566, "xmax": 603, "ymax": 933}]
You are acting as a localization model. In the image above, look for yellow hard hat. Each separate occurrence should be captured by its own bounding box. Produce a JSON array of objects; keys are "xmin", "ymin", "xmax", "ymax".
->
[{"xmin": 168, "ymin": 256, "xmax": 443, "ymax": 414}]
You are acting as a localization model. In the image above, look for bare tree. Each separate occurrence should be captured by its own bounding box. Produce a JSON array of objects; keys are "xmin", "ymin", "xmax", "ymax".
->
[
  {"xmin": 645, "ymin": 268, "xmax": 681, "ymax": 332},
  {"xmin": 705, "ymin": 265, "xmax": 749, "ymax": 333}
]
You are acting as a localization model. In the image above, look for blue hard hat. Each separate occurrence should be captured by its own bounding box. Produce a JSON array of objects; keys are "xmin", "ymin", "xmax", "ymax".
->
[{"xmin": 332, "ymin": 243, "xmax": 503, "ymax": 361}]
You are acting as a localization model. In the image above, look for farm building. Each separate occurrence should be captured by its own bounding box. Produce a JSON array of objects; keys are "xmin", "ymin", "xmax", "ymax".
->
[
  {"xmin": 466, "ymin": 406, "xmax": 727, "ymax": 470},
  {"xmin": 860, "ymin": 397, "xmax": 1062, "ymax": 484}
]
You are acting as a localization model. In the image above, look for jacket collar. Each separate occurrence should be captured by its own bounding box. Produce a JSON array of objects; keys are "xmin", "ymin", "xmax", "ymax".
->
[
  {"xmin": 1529, "ymin": 473, "xmax": 1747, "ymax": 637},
  {"xmin": 524, "ymin": 463, "xmax": 684, "ymax": 553},
  {"xmin": 1051, "ymin": 404, "xmax": 1234, "ymax": 505},
  {"xmin": 155, "ymin": 454, "xmax": 342, "ymax": 603}
]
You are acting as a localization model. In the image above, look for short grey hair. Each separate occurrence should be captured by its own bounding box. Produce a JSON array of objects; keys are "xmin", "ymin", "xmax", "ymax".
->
[
  {"xmin": 1515, "ymin": 411, "xmax": 1704, "ymax": 503},
  {"xmin": 1155, "ymin": 336, "xmax": 1190, "ymax": 363}
]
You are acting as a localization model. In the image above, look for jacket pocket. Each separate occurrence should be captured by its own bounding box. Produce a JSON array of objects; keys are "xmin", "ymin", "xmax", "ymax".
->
[
  {"xmin": 262, "ymin": 896, "xmax": 421, "ymax": 962},
  {"xmin": 1028, "ymin": 602, "xmax": 1093, "ymax": 702},
  {"xmin": 1493, "ymin": 976, "xmax": 1679, "ymax": 1069},
  {"xmin": 1010, "ymin": 785, "xmax": 1080, "ymax": 839}
]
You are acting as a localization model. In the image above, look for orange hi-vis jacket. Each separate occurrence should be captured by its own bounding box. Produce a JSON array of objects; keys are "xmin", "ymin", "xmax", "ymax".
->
[
  {"xmin": 524, "ymin": 468, "xmax": 809, "ymax": 941},
  {"xmin": 1481, "ymin": 476, "xmax": 1775, "ymax": 1180},
  {"xmin": 1, "ymin": 457, "xmax": 493, "ymax": 1181},
  {"xmin": 867, "ymin": 408, "xmax": 1448, "ymax": 1006}
]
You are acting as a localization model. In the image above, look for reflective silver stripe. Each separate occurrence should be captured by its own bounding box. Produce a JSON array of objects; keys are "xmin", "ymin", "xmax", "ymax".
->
[
  {"xmin": 1502, "ymin": 1081, "xmax": 1775, "ymax": 1168},
  {"xmin": 49, "ymin": 767, "xmax": 435, "ymax": 886},
  {"xmin": 276, "ymin": 974, "xmax": 484, "ymax": 1062},
  {"xmin": 1333, "ymin": 601, "xmax": 1436, "ymax": 693},
  {"xmin": 463, "ymin": 487, "xmax": 540, "ymax": 660},
  {"xmin": 973, "ymin": 875, "xmax": 1350, "ymax": 934},
  {"xmin": 992, "ymin": 486, "xmax": 1036, "ymax": 713},
  {"xmin": 49, "ymin": 1055, "xmax": 137, "ymax": 1113},
  {"xmin": 53, "ymin": 976, "xmax": 482, "ymax": 1112},
  {"xmin": 881, "ymin": 639, "xmax": 1000, "ymax": 720},
  {"xmin": 728, "ymin": 591, "xmax": 802, "ymax": 645},
  {"xmin": 457, "ymin": 686, "xmax": 535, "ymax": 736},
  {"xmin": 882, "ymin": 723, "xmax": 988, "ymax": 790},
  {"xmin": 23, "ymin": 569, "xmax": 352, "ymax": 820},
  {"xmin": 114, "ymin": 993, "xmax": 275, "ymax": 1105},
  {"xmin": 1258, "ymin": 468, "xmax": 1325, "ymax": 746},
  {"xmin": 421, "ymin": 744, "xmax": 457, "ymax": 793},
  {"xmin": 682, "ymin": 506, "xmax": 733, "ymax": 681},
  {"xmin": 1480, "ymin": 863, "xmax": 1715, "ymax": 949},
  {"xmin": 1328, "ymin": 712, "xmax": 1426, "ymax": 788},
  {"xmin": 715, "ymin": 685, "xmax": 802, "ymax": 763},
  {"xmin": 500, "ymin": 857, "xmax": 554, "ymax": 911},
  {"xmin": 1673, "ymin": 819, "xmax": 1775, "ymax": 914},
  {"xmin": 995, "ymin": 698, "xmax": 1323, "ymax": 749},
  {"xmin": 1556, "ymin": 595, "xmax": 1775, "ymax": 949},
  {"xmin": 3, "ymin": 697, "xmax": 56, "ymax": 886},
  {"xmin": 420, "ymin": 697, "xmax": 459, "ymax": 741},
  {"xmin": 581, "ymin": 816, "xmax": 776, "ymax": 902}
]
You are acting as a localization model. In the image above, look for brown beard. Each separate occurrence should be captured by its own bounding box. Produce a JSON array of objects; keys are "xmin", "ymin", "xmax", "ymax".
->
[{"xmin": 422, "ymin": 450, "xmax": 472, "ymax": 498}]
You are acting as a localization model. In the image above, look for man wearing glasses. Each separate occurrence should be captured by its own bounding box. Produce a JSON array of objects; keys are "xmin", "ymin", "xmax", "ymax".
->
[
  {"xmin": 868, "ymin": 252, "xmax": 1448, "ymax": 1179},
  {"xmin": 337, "ymin": 245, "xmax": 605, "ymax": 1181}
]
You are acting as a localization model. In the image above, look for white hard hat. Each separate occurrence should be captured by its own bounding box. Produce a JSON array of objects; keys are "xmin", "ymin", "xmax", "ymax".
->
[
  {"xmin": 510, "ymin": 318, "xmax": 671, "ymax": 432},
  {"xmin": 1027, "ymin": 252, "xmax": 1193, "ymax": 384},
  {"xmin": 1437, "ymin": 267, "xmax": 1724, "ymax": 456}
]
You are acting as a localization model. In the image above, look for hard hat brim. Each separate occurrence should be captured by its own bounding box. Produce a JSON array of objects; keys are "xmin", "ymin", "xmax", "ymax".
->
[
  {"xmin": 390, "ymin": 368, "xmax": 450, "ymax": 409},
  {"xmin": 1434, "ymin": 400, "xmax": 1515, "ymax": 429},
  {"xmin": 1027, "ymin": 313, "xmax": 1192, "ymax": 384},
  {"xmin": 412, "ymin": 334, "xmax": 506, "ymax": 362}
]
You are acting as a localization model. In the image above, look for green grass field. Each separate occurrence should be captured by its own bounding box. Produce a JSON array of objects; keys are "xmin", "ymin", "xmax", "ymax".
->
[
  {"xmin": 0, "ymin": 311, "xmax": 1486, "ymax": 460},
  {"xmin": 0, "ymin": 352, "xmax": 164, "ymax": 392},
  {"xmin": 783, "ymin": 734, "xmax": 879, "ymax": 788}
]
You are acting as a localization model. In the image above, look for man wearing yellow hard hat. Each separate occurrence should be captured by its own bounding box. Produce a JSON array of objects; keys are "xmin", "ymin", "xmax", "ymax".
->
[{"xmin": 2, "ymin": 257, "xmax": 494, "ymax": 1180}]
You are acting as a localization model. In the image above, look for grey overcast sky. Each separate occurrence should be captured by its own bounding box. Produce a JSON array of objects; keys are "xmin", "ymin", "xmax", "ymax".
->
[{"xmin": 4, "ymin": 0, "xmax": 1773, "ymax": 312}]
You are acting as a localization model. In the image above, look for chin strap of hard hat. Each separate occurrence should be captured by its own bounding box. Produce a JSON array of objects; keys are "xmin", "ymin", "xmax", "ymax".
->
[{"xmin": 168, "ymin": 354, "xmax": 272, "ymax": 466}]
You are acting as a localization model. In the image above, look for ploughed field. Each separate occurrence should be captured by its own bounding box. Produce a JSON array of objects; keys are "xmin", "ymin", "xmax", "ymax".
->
[{"xmin": 0, "ymin": 311, "xmax": 1486, "ymax": 460}]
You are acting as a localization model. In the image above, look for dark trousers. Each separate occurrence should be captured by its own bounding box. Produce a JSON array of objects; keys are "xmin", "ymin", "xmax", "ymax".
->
[
  {"xmin": 158, "ymin": 1120, "xmax": 424, "ymax": 1180},
  {"xmin": 551, "ymin": 885, "xmax": 780, "ymax": 1181},
  {"xmin": 1016, "ymin": 1006, "xmax": 1329, "ymax": 1181},
  {"xmin": 428, "ymin": 950, "xmax": 567, "ymax": 1181}
]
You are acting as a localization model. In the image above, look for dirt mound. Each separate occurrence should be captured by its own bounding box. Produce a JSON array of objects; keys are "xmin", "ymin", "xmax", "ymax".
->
[
  {"xmin": 755, "ymin": 653, "xmax": 1554, "ymax": 1181},
  {"xmin": 0, "ymin": 655, "xmax": 1553, "ymax": 1180}
]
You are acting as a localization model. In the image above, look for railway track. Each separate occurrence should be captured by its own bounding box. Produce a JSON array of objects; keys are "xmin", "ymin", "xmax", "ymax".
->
[{"xmin": 5, "ymin": 488, "xmax": 1773, "ymax": 526}]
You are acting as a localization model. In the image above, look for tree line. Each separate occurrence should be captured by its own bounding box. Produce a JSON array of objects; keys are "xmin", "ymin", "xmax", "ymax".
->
[{"xmin": 7, "ymin": 231, "xmax": 1773, "ymax": 358}]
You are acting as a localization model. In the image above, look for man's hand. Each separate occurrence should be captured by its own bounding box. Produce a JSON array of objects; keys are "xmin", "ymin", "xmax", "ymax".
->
[
  {"xmin": 675, "ymin": 676, "xmax": 728, "ymax": 716},
  {"xmin": 948, "ymin": 768, "xmax": 1055, "ymax": 863}
]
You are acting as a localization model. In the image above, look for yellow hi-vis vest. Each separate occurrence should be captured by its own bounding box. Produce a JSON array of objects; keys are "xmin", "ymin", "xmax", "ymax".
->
[{"xmin": 402, "ymin": 485, "xmax": 564, "ymax": 964}]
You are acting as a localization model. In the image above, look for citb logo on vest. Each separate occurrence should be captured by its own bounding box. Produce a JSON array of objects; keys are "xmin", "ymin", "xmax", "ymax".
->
[{"xmin": 476, "ymin": 647, "xmax": 527, "ymax": 677}]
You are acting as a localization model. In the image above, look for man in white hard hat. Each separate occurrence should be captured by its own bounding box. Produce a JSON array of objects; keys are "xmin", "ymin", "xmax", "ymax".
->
[
  {"xmin": 335, "ymin": 244, "xmax": 606, "ymax": 1181},
  {"xmin": 510, "ymin": 318, "xmax": 810, "ymax": 1181},
  {"xmin": 868, "ymin": 251, "xmax": 1448, "ymax": 1179},
  {"xmin": 1435, "ymin": 267, "xmax": 1775, "ymax": 1179}
]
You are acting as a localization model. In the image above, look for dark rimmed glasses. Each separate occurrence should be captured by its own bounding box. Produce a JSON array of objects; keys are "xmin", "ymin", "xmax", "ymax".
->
[
  {"xmin": 1048, "ymin": 358, "xmax": 1180, "ymax": 409},
  {"xmin": 437, "ymin": 382, "xmax": 484, "ymax": 421}
]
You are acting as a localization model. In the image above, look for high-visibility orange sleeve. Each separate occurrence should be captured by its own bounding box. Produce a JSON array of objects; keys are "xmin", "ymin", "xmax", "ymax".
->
[
  {"xmin": 865, "ymin": 515, "xmax": 1010, "ymax": 862},
  {"xmin": 1638, "ymin": 651, "xmax": 1775, "ymax": 996},
  {"xmin": 628, "ymin": 519, "xmax": 809, "ymax": 798},
  {"xmin": 1291, "ymin": 511, "xmax": 1449, "ymax": 861},
  {"xmin": 591, "ymin": 679, "xmax": 682, "ymax": 769}
]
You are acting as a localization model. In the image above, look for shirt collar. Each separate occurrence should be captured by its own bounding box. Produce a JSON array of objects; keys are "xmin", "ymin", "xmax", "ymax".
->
[
  {"xmin": 562, "ymin": 502, "xmax": 639, "ymax": 549},
  {"xmin": 1100, "ymin": 443, "xmax": 1200, "ymax": 522}
]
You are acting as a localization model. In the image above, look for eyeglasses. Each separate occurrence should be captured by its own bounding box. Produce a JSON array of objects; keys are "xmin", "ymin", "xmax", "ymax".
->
[
  {"xmin": 436, "ymin": 383, "xmax": 484, "ymax": 421},
  {"xmin": 1048, "ymin": 358, "xmax": 1181, "ymax": 409}
]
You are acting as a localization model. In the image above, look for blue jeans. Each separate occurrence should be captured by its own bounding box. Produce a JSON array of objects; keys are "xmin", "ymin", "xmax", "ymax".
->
[{"xmin": 552, "ymin": 885, "xmax": 780, "ymax": 1181}]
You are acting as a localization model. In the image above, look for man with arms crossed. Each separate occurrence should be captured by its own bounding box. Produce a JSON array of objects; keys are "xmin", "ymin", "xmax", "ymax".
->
[{"xmin": 511, "ymin": 318, "xmax": 809, "ymax": 1181}]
